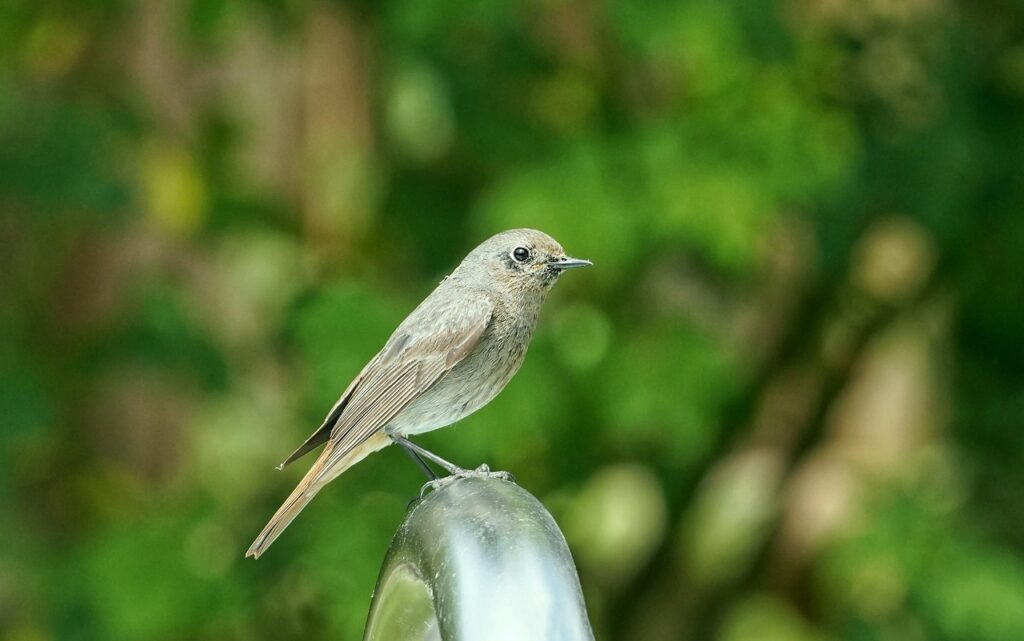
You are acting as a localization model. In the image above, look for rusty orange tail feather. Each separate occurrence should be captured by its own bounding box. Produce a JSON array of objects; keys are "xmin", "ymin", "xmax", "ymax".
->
[{"xmin": 246, "ymin": 431, "xmax": 391, "ymax": 559}]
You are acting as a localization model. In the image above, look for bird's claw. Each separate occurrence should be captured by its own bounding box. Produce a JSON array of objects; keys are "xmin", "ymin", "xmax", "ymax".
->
[
  {"xmin": 418, "ymin": 465, "xmax": 516, "ymax": 498},
  {"xmin": 473, "ymin": 463, "xmax": 516, "ymax": 482}
]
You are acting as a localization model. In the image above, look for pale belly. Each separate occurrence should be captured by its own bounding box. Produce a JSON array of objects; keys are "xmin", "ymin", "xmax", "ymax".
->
[{"xmin": 385, "ymin": 340, "xmax": 526, "ymax": 437}]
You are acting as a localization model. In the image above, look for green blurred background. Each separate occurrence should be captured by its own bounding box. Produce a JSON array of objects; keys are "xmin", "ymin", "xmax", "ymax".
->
[{"xmin": 3, "ymin": 0, "xmax": 1024, "ymax": 639}]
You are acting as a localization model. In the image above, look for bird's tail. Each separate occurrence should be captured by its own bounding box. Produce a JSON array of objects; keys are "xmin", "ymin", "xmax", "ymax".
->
[{"xmin": 245, "ymin": 431, "xmax": 391, "ymax": 559}]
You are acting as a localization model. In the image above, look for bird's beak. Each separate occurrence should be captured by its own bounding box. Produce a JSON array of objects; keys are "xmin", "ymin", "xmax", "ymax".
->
[{"xmin": 549, "ymin": 256, "xmax": 593, "ymax": 270}]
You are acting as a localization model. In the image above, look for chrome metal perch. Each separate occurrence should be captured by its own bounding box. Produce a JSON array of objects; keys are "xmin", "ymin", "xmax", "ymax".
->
[{"xmin": 363, "ymin": 475, "xmax": 595, "ymax": 641}]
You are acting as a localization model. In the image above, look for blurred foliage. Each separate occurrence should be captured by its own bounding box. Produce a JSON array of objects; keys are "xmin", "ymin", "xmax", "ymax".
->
[{"xmin": 2, "ymin": 0, "xmax": 1024, "ymax": 640}]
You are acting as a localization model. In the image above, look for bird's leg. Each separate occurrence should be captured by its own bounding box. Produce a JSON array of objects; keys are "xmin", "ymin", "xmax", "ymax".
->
[
  {"xmin": 400, "ymin": 445, "xmax": 438, "ymax": 481},
  {"xmin": 390, "ymin": 435, "xmax": 516, "ymax": 497},
  {"xmin": 390, "ymin": 435, "xmax": 465, "ymax": 475}
]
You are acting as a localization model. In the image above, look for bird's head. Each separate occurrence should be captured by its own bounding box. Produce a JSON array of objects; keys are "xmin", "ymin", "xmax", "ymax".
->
[{"xmin": 455, "ymin": 229, "xmax": 591, "ymax": 295}]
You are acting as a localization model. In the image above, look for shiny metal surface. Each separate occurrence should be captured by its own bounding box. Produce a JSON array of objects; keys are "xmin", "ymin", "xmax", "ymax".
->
[{"xmin": 363, "ymin": 476, "xmax": 595, "ymax": 641}]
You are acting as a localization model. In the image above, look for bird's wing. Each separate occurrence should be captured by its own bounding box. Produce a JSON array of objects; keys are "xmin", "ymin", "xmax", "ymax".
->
[
  {"xmin": 277, "ymin": 356, "xmax": 379, "ymax": 468},
  {"xmin": 310, "ymin": 292, "xmax": 493, "ymax": 484},
  {"xmin": 247, "ymin": 291, "xmax": 494, "ymax": 558},
  {"xmin": 279, "ymin": 290, "xmax": 493, "ymax": 469}
]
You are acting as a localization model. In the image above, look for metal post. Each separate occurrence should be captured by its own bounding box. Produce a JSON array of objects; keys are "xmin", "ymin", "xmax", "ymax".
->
[{"xmin": 363, "ymin": 476, "xmax": 595, "ymax": 641}]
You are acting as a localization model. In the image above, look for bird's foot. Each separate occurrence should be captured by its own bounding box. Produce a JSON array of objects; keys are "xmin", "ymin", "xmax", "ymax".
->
[
  {"xmin": 418, "ymin": 464, "xmax": 516, "ymax": 498},
  {"xmin": 471, "ymin": 463, "xmax": 516, "ymax": 482}
]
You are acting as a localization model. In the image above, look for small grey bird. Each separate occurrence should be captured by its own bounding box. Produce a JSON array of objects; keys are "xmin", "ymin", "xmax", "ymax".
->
[{"xmin": 246, "ymin": 228, "xmax": 590, "ymax": 558}]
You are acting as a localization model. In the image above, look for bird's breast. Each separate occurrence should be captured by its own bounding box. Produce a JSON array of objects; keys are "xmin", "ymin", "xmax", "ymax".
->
[{"xmin": 387, "ymin": 324, "xmax": 531, "ymax": 436}]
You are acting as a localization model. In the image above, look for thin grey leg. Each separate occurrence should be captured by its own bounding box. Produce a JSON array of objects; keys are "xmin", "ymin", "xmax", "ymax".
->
[
  {"xmin": 401, "ymin": 445, "xmax": 438, "ymax": 481},
  {"xmin": 391, "ymin": 435, "xmax": 465, "ymax": 475}
]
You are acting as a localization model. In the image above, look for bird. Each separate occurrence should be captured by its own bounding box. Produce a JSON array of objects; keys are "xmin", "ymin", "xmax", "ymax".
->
[{"xmin": 245, "ymin": 228, "xmax": 591, "ymax": 558}]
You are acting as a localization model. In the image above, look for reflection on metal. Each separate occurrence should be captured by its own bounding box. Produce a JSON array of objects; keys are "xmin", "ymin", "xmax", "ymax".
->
[{"xmin": 363, "ymin": 476, "xmax": 595, "ymax": 641}]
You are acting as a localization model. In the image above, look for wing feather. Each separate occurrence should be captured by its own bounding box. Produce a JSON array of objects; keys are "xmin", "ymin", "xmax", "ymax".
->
[
  {"xmin": 310, "ymin": 293, "xmax": 492, "ymax": 480},
  {"xmin": 277, "ymin": 356, "xmax": 379, "ymax": 467},
  {"xmin": 248, "ymin": 291, "xmax": 493, "ymax": 558}
]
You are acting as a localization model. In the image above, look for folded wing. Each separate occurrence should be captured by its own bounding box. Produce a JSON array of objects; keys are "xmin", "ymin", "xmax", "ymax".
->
[{"xmin": 246, "ymin": 291, "xmax": 493, "ymax": 558}]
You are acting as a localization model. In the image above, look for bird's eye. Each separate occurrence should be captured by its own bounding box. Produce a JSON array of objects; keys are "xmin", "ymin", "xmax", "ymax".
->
[{"xmin": 512, "ymin": 246, "xmax": 531, "ymax": 262}]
